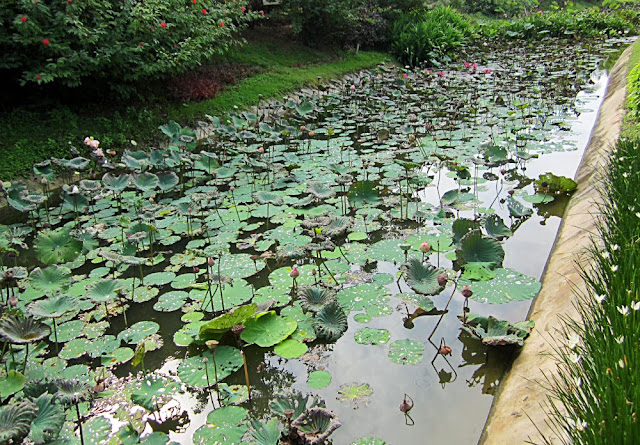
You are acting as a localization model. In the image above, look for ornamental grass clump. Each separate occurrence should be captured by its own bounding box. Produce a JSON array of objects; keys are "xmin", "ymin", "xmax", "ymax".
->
[{"xmin": 543, "ymin": 137, "xmax": 640, "ymax": 443}]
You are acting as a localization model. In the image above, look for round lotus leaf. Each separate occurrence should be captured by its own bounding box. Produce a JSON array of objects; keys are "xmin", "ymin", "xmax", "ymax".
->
[
  {"xmin": 182, "ymin": 312, "xmax": 204, "ymax": 322},
  {"xmin": 173, "ymin": 330, "xmax": 194, "ymax": 347},
  {"xmin": 84, "ymin": 416, "xmax": 112, "ymax": 444},
  {"xmin": 458, "ymin": 230, "xmax": 505, "ymax": 266},
  {"xmin": 368, "ymin": 239, "xmax": 420, "ymax": 264},
  {"xmin": 405, "ymin": 232, "xmax": 454, "ymax": 252},
  {"xmin": 388, "ymin": 339, "xmax": 424, "ymax": 365},
  {"xmin": 354, "ymin": 328, "xmax": 391, "ymax": 345},
  {"xmin": 199, "ymin": 279, "xmax": 254, "ymax": 311},
  {"xmin": 170, "ymin": 251, "xmax": 205, "ymax": 268},
  {"xmin": 522, "ymin": 193, "xmax": 555, "ymax": 204},
  {"xmin": 89, "ymin": 335, "xmax": 121, "ymax": 358},
  {"xmin": 353, "ymin": 313, "xmax": 371, "ymax": 324},
  {"xmin": 274, "ymin": 339, "xmax": 308, "ymax": 359},
  {"xmin": 253, "ymin": 285, "xmax": 292, "ymax": 307},
  {"xmin": 206, "ymin": 405, "xmax": 249, "ymax": 428},
  {"xmin": 118, "ymin": 321, "xmax": 160, "ymax": 345},
  {"xmin": 0, "ymin": 370, "xmax": 26, "ymax": 399},
  {"xmin": 372, "ymin": 273, "xmax": 394, "ymax": 285},
  {"xmin": 269, "ymin": 264, "xmax": 316, "ymax": 288},
  {"xmin": 59, "ymin": 338, "xmax": 91, "ymax": 360},
  {"xmin": 126, "ymin": 285, "xmax": 159, "ymax": 303},
  {"xmin": 289, "ymin": 318, "xmax": 318, "ymax": 343},
  {"xmin": 336, "ymin": 283, "xmax": 390, "ymax": 313},
  {"xmin": 29, "ymin": 266, "xmax": 71, "ymax": 294},
  {"xmin": 217, "ymin": 253, "xmax": 265, "ymax": 279},
  {"xmin": 33, "ymin": 228, "xmax": 82, "ymax": 265},
  {"xmin": 59, "ymin": 364, "xmax": 93, "ymax": 382},
  {"xmin": 101, "ymin": 347, "xmax": 134, "ymax": 367},
  {"xmin": 348, "ymin": 231, "xmax": 367, "ymax": 241},
  {"xmin": 52, "ymin": 319, "xmax": 84, "ymax": 343},
  {"xmin": 171, "ymin": 273, "xmax": 199, "ymax": 290},
  {"xmin": 153, "ymin": 291, "xmax": 188, "ymax": 312},
  {"xmin": 307, "ymin": 370, "xmax": 332, "ymax": 389},
  {"xmin": 177, "ymin": 346, "xmax": 243, "ymax": 388},
  {"xmin": 458, "ymin": 268, "xmax": 541, "ymax": 304},
  {"xmin": 82, "ymin": 321, "xmax": 109, "ymax": 339},
  {"xmin": 241, "ymin": 313, "xmax": 297, "ymax": 347},
  {"xmin": 461, "ymin": 262, "xmax": 497, "ymax": 281},
  {"xmin": 42, "ymin": 357, "xmax": 67, "ymax": 377},
  {"xmin": 145, "ymin": 271, "xmax": 176, "ymax": 287},
  {"xmin": 365, "ymin": 304, "xmax": 393, "ymax": 318}
]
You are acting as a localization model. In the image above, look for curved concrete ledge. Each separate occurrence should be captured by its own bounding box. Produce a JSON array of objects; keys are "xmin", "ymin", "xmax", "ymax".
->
[{"xmin": 479, "ymin": 44, "xmax": 634, "ymax": 444}]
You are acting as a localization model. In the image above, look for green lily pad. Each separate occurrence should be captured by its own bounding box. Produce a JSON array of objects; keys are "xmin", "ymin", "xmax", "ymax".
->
[
  {"xmin": 388, "ymin": 339, "xmax": 424, "ymax": 365},
  {"xmin": 348, "ymin": 181, "xmax": 381, "ymax": 206},
  {"xmin": 352, "ymin": 437, "xmax": 387, "ymax": 445},
  {"xmin": 33, "ymin": 228, "xmax": 82, "ymax": 265},
  {"xmin": 145, "ymin": 271, "xmax": 176, "ymax": 287},
  {"xmin": 484, "ymin": 214, "xmax": 512, "ymax": 238},
  {"xmin": 29, "ymin": 266, "xmax": 71, "ymax": 294},
  {"xmin": 274, "ymin": 339, "xmax": 308, "ymax": 359},
  {"xmin": 217, "ymin": 253, "xmax": 265, "ymax": 279},
  {"xmin": 131, "ymin": 375, "xmax": 180, "ymax": 412},
  {"xmin": 118, "ymin": 321, "xmax": 160, "ymax": 345},
  {"xmin": 354, "ymin": 328, "xmax": 391, "ymax": 345},
  {"xmin": 403, "ymin": 259, "xmax": 445, "ymax": 296},
  {"xmin": 461, "ymin": 313, "xmax": 535, "ymax": 346},
  {"xmin": 462, "ymin": 262, "xmax": 497, "ymax": 281},
  {"xmin": 241, "ymin": 313, "xmax": 297, "ymax": 347},
  {"xmin": 0, "ymin": 370, "xmax": 26, "ymax": 399},
  {"xmin": 199, "ymin": 304, "xmax": 257, "ymax": 336},
  {"xmin": 337, "ymin": 382, "xmax": 373, "ymax": 407},
  {"xmin": 101, "ymin": 347, "xmax": 134, "ymax": 367},
  {"xmin": 522, "ymin": 193, "xmax": 555, "ymax": 204},
  {"xmin": 307, "ymin": 370, "xmax": 332, "ymax": 389},
  {"xmin": 153, "ymin": 290, "xmax": 188, "ymax": 312},
  {"xmin": 177, "ymin": 346, "xmax": 243, "ymax": 388},
  {"xmin": 458, "ymin": 230, "xmax": 505, "ymax": 266},
  {"xmin": 458, "ymin": 268, "xmax": 541, "ymax": 304},
  {"xmin": 336, "ymin": 283, "xmax": 390, "ymax": 313}
]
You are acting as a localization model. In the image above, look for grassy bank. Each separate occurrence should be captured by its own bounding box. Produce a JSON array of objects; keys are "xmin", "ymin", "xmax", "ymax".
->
[
  {"xmin": 0, "ymin": 31, "xmax": 389, "ymax": 180},
  {"xmin": 543, "ymin": 41, "xmax": 640, "ymax": 443}
]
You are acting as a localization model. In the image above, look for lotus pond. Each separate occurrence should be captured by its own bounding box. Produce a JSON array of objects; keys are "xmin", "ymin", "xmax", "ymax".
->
[{"xmin": 0, "ymin": 37, "xmax": 629, "ymax": 445}]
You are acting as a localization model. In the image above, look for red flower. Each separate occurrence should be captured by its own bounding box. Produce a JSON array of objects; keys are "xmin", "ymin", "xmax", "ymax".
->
[
  {"xmin": 201, "ymin": 8, "xmax": 207, "ymax": 14},
  {"xmin": 260, "ymin": 10, "xmax": 264, "ymax": 15},
  {"xmin": 42, "ymin": 39, "xmax": 50, "ymax": 46},
  {"xmin": 139, "ymin": 41, "xmax": 145, "ymax": 46},
  {"xmin": 219, "ymin": 22, "xmax": 224, "ymax": 27},
  {"xmin": 241, "ymin": 6, "xmax": 246, "ymax": 11},
  {"xmin": 36, "ymin": 74, "xmax": 41, "ymax": 80},
  {"xmin": 20, "ymin": 16, "xmax": 27, "ymax": 22},
  {"xmin": 173, "ymin": 44, "xmax": 178, "ymax": 48},
  {"xmin": 160, "ymin": 22, "xmax": 167, "ymax": 28},
  {"xmin": 192, "ymin": 0, "xmax": 196, "ymax": 3},
  {"xmin": 484, "ymin": 68, "xmax": 491, "ymax": 74}
]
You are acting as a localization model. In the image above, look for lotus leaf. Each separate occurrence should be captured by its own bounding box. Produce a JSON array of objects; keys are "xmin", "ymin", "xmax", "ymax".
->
[
  {"xmin": 102, "ymin": 173, "xmax": 130, "ymax": 193},
  {"xmin": 352, "ymin": 437, "xmax": 386, "ymax": 445},
  {"xmin": 458, "ymin": 230, "xmax": 505, "ymax": 266},
  {"xmin": 27, "ymin": 393, "xmax": 65, "ymax": 444},
  {"xmin": 461, "ymin": 313, "xmax": 535, "ymax": 346},
  {"xmin": 83, "ymin": 416, "xmax": 112, "ymax": 443},
  {"xmin": 153, "ymin": 291, "xmax": 188, "ymax": 312},
  {"xmin": 292, "ymin": 407, "xmax": 341, "ymax": 444},
  {"xmin": 0, "ymin": 370, "xmax": 26, "ymax": 399},
  {"xmin": 131, "ymin": 375, "xmax": 180, "ymax": 412},
  {"xmin": 354, "ymin": 328, "xmax": 391, "ymax": 345},
  {"xmin": 484, "ymin": 214, "xmax": 512, "ymax": 238},
  {"xmin": 274, "ymin": 339, "xmax": 308, "ymax": 358},
  {"xmin": 241, "ymin": 313, "xmax": 297, "ymax": 347},
  {"xmin": 87, "ymin": 279, "xmax": 121, "ymax": 303},
  {"xmin": 52, "ymin": 320, "xmax": 84, "ymax": 343},
  {"xmin": 462, "ymin": 262, "xmax": 497, "ymax": 281},
  {"xmin": 217, "ymin": 253, "xmax": 265, "ymax": 279},
  {"xmin": 177, "ymin": 346, "xmax": 243, "ymax": 387},
  {"xmin": 403, "ymin": 259, "xmax": 445, "ymax": 296},
  {"xmin": 507, "ymin": 196, "xmax": 533, "ymax": 217},
  {"xmin": 368, "ymin": 239, "xmax": 418, "ymax": 263},
  {"xmin": 388, "ymin": 339, "xmax": 424, "ymax": 365},
  {"xmin": 298, "ymin": 286, "xmax": 335, "ymax": 312},
  {"xmin": 101, "ymin": 347, "xmax": 134, "ymax": 366},
  {"xmin": 29, "ymin": 266, "xmax": 71, "ymax": 294},
  {"xmin": 452, "ymin": 218, "xmax": 480, "ymax": 245},
  {"xmin": 348, "ymin": 181, "xmax": 381, "ymax": 206},
  {"xmin": 458, "ymin": 268, "xmax": 541, "ymax": 304},
  {"xmin": 29, "ymin": 294, "xmax": 76, "ymax": 319},
  {"xmin": 307, "ymin": 370, "xmax": 332, "ymax": 389},
  {"xmin": 199, "ymin": 303, "xmax": 257, "ymax": 336},
  {"xmin": 307, "ymin": 181, "xmax": 336, "ymax": 199},
  {"xmin": 33, "ymin": 228, "xmax": 82, "ymax": 265},
  {"xmin": 314, "ymin": 302, "xmax": 348, "ymax": 341},
  {"xmin": 248, "ymin": 418, "xmax": 282, "ymax": 445},
  {"xmin": 118, "ymin": 321, "xmax": 160, "ymax": 345},
  {"xmin": 534, "ymin": 172, "xmax": 577, "ymax": 194},
  {"xmin": 0, "ymin": 316, "xmax": 51, "ymax": 344},
  {"xmin": 156, "ymin": 171, "xmax": 180, "ymax": 191},
  {"xmin": 0, "ymin": 401, "xmax": 37, "ymax": 443},
  {"xmin": 337, "ymin": 283, "xmax": 390, "ymax": 313},
  {"xmin": 253, "ymin": 191, "xmax": 284, "ymax": 206}
]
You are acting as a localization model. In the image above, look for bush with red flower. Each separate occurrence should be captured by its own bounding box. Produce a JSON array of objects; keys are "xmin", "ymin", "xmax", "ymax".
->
[{"xmin": 0, "ymin": 0, "xmax": 259, "ymax": 91}]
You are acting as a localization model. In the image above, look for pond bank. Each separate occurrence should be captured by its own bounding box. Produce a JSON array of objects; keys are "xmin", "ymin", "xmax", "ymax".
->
[{"xmin": 478, "ymin": 43, "xmax": 634, "ymax": 444}]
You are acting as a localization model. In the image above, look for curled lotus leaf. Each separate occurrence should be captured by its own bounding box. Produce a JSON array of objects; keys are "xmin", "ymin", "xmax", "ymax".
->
[
  {"xmin": 461, "ymin": 313, "xmax": 534, "ymax": 346},
  {"xmin": 292, "ymin": 407, "xmax": 341, "ymax": 445},
  {"xmin": 253, "ymin": 190, "xmax": 283, "ymax": 206},
  {"xmin": 86, "ymin": 279, "xmax": 121, "ymax": 303},
  {"xmin": 132, "ymin": 172, "xmax": 159, "ymax": 192},
  {"xmin": 29, "ymin": 294, "xmax": 76, "ymax": 319},
  {"xmin": 403, "ymin": 259, "xmax": 445, "ymax": 296},
  {"xmin": 484, "ymin": 214, "xmax": 512, "ymax": 239},
  {"xmin": 156, "ymin": 171, "xmax": 180, "ymax": 191},
  {"xmin": 27, "ymin": 393, "xmax": 65, "ymax": 444},
  {"xmin": 313, "ymin": 302, "xmax": 348, "ymax": 342},
  {"xmin": 0, "ymin": 401, "xmax": 37, "ymax": 443},
  {"xmin": 54, "ymin": 378, "xmax": 92, "ymax": 405},
  {"xmin": 102, "ymin": 173, "xmax": 130, "ymax": 193},
  {"xmin": 199, "ymin": 303, "xmax": 258, "ymax": 336},
  {"xmin": 298, "ymin": 286, "xmax": 335, "ymax": 312},
  {"xmin": 29, "ymin": 265, "xmax": 71, "ymax": 294},
  {"xmin": 241, "ymin": 313, "xmax": 297, "ymax": 347},
  {"xmin": 307, "ymin": 181, "xmax": 336, "ymax": 199},
  {"xmin": 458, "ymin": 230, "xmax": 504, "ymax": 267},
  {"xmin": 0, "ymin": 316, "xmax": 51, "ymax": 344}
]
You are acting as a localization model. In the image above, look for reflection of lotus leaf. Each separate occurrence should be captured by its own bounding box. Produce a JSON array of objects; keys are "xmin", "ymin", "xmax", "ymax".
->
[
  {"xmin": 388, "ymin": 339, "xmax": 424, "ymax": 365},
  {"xmin": 458, "ymin": 230, "xmax": 504, "ymax": 266},
  {"xmin": 458, "ymin": 268, "xmax": 541, "ymax": 304},
  {"xmin": 337, "ymin": 382, "xmax": 373, "ymax": 407},
  {"xmin": 354, "ymin": 328, "xmax": 391, "ymax": 345},
  {"xmin": 177, "ymin": 347, "xmax": 243, "ymax": 388},
  {"xmin": 403, "ymin": 259, "xmax": 445, "ymax": 296},
  {"xmin": 351, "ymin": 437, "xmax": 387, "ymax": 445},
  {"xmin": 241, "ymin": 313, "xmax": 297, "ymax": 347},
  {"xmin": 507, "ymin": 196, "xmax": 533, "ymax": 217}
]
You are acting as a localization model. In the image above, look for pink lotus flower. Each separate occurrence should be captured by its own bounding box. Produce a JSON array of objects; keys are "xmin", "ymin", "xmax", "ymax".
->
[
  {"xmin": 94, "ymin": 148, "xmax": 104, "ymax": 157},
  {"xmin": 437, "ymin": 71, "xmax": 445, "ymax": 77},
  {"xmin": 461, "ymin": 285, "xmax": 473, "ymax": 298},
  {"xmin": 419, "ymin": 242, "xmax": 431, "ymax": 253},
  {"xmin": 437, "ymin": 274, "xmax": 447, "ymax": 286},
  {"xmin": 472, "ymin": 62, "xmax": 477, "ymax": 71},
  {"xmin": 350, "ymin": 84, "xmax": 356, "ymax": 91},
  {"xmin": 42, "ymin": 39, "xmax": 50, "ymax": 46},
  {"xmin": 290, "ymin": 266, "xmax": 299, "ymax": 278},
  {"xmin": 403, "ymin": 73, "xmax": 408, "ymax": 79},
  {"xmin": 257, "ymin": 147, "xmax": 264, "ymax": 153},
  {"xmin": 20, "ymin": 16, "xmax": 27, "ymax": 22},
  {"xmin": 464, "ymin": 62, "xmax": 471, "ymax": 68},
  {"xmin": 484, "ymin": 68, "xmax": 491, "ymax": 74}
]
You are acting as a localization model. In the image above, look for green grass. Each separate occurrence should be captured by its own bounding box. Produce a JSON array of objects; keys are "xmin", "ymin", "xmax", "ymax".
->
[
  {"xmin": 0, "ymin": 32, "xmax": 389, "ymax": 180},
  {"xmin": 621, "ymin": 39, "xmax": 640, "ymax": 139}
]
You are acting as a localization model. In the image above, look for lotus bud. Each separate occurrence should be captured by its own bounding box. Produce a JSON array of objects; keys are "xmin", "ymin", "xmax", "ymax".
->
[
  {"xmin": 284, "ymin": 409, "xmax": 295, "ymax": 420},
  {"xmin": 508, "ymin": 190, "xmax": 515, "ymax": 196},
  {"xmin": 41, "ymin": 177, "xmax": 47, "ymax": 184},
  {"xmin": 308, "ymin": 131, "xmax": 315, "ymax": 137},
  {"xmin": 70, "ymin": 185, "xmax": 79, "ymax": 194},
  {"xmin": 350, "ymin": 84, "xmax": 356, "ymax": 91},
  {"xmin": 290, "ymin": 266, "xmax": 299, "ymax": 278},
  {"xmin": 300, "ymin": 125, "xmax": 306, "ymax": 131},
  {"xmin": 203, "ymin": 357, "xmax": 209, "ymax": 363},
  {"xmin": 8, "ymin": 296, "xmax": 18, "ymax": 308},
  {"xmin": 193, "ymin": 267, "xmax": 200, "ymax": 274},
  {"xmin": 208, "ymin": 257, "xmax": 215, "ymax": 267},
  {"xmin": 231, "ymin": 324, "xmax": 245, "ymax": 336},
  {"xmin": 437, "ymin": 274, "xmax": 447, "ymax": 286},
  {"xmin": 187, "ymin": 207, "xmax": 192, "ymax": 213},
  {"xmin": 461, "ymin": 285, "xmax": 473, "ymax": 299},
  {"xmin": 258, "ymin": 147, "xmax": 264, "ymax": 153},
  {"xmin": 250, "ymin": 254, "xmax": 259, "ymax": 261},
  {"xmin": 419, "ymin": 242, "xmax": 431, "ymax": 253},
  {"xmin": 500, "ymin": 168, "xmax": 507, "ymax": 175},
  {"xmin": 311, "ymin": 268, "xmax": 317, "ymax": 276},
  {"xmin": 206, "ymin": 340, "xmax": 219, "ymax": 351},
  {"xmin": 399, "ymin": 243, "xmax": 411, "ymax": 252},
  {"xmin": 230, "ymin": 186, "xmax": 235, "ymax": 191}
]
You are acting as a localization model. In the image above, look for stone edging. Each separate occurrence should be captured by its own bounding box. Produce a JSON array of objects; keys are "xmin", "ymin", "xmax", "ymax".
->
[{"xmin": 478, "ymin": 43, "xmax": 634, "ymax": 444}]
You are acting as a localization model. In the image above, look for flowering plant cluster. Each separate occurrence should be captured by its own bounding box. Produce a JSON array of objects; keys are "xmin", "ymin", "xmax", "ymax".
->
[{"xmin": 0, "ymin": 0, "xmax": 259, "ymax": 89}]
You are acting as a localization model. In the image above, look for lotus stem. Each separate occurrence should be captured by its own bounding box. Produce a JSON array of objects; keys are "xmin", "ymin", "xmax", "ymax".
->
[
  {"xmin": 22, "ymin": 343, "xmax": 29, "ymax": 373},
  {"xmin": 242, "ymin": 350, "xmax": 251, "ymax": 400},
  {"xmin": 52, "ymin": 318, "xmax": 59, "ymax": 353},
  {"xmin": 203, "ymin": 357, "xmax": 215, "ymax": 407},
  {"xmin": 75, "ymin": 402, "xmax": 85, "ymax": 445}
]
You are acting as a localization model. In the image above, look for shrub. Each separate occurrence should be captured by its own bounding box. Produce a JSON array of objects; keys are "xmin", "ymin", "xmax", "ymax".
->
[
  {"xmin": 462, "ymin": 0, "xmax": 540, "ymax": 17},
  {"xmin": 628, "ymin": 62, "xmax": 640, "ymax": 119},
  {"xmin": 0, "ymin": 1, "xmax": 259, "ymax": 91},
  {"xmin": 390, "ymin": 6, "xmax": 471, "ymax": 67}
]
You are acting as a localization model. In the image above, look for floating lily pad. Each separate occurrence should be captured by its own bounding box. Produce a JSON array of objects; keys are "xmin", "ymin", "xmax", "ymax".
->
[
  {"xmin": 177, "ymin": 346, "xmax": 243, "ymax": 388},
  {"xmin": 337, "ymin": 382, "xmax": 373, "ymax": 407},
  {"xmin": 459, "ymin": 268, "xmax": 541, "ymax": 304},
  {"xmin": 145, "ymin": 271, "xmax": 176, "ymax": 287},
  {"xmin": 0, "ymin": 370, "xmax": 26, "ymax": 399},
  {"xmin": 274, "ymin": 339, "xmax": 308, "ymax": 359},
  {"xmin": 461, "ymin": 313, "xmax": 535, "ymax": 346},
  {"xmin": 118, "ymin": 321, "xmax": 160, "ymax": 345},
  {"xmin": 354, "ymin": 328, "xmax": 391, "ymax": 345},
  {"xmin": 403, "ymin": 259, "xmax": 445, "ymax": 296},
  {"xmin": 336, "ymin": 283, "xmax": 390, "ymax": 313},
  {"xmin": 307, "ymin": 370, "xmax": 332, "ymax": 389},
  {"xmin": 388, "ymin": 339, "xmax": 424, "ymax": 365},
  {"xmin": 352, "ymin": 437, "xmax": 386, "ymax": 445}
]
